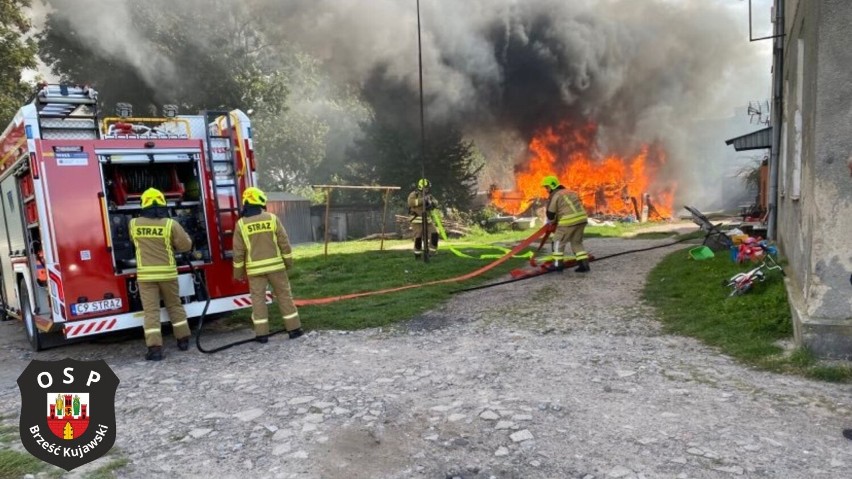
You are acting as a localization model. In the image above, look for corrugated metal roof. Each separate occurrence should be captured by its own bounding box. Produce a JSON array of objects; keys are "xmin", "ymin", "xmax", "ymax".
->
[
  {"xmin": 724, "ymin": 126, "xmax": 773, "ymax": 151},
  {"xmin": 266, "ymin": 191, "xmax": 310, "ymax": 202}
]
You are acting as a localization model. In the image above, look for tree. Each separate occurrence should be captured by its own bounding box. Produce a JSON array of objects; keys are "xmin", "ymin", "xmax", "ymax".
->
[
  {"xmin": 426, "ymin": 128, "xmax": 484, "ymax": 210},
  {"xmin": 253, "ymin": 105, "xmax": 329, "ymax": 194},
  {"xmin": 346, "ymin": 117, "xmax": 483, "ymax": 211},
  {"xmin": 253, "ymin": 50, "xmax": 370, "ymax": 195},
  {"xmin": 736, "ymin": 155, "xmax": 767, "ymax": 216},
  {"xmin": 0, "ymin": 0, "xmax": 38, "ymax": 126}
]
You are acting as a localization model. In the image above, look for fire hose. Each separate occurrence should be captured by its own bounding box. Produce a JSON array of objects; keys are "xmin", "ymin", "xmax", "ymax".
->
[
  {"xmin": 186, "ymin": 227, "xmax": 550, "ymax": 353},
  {"xmin": 291, "ymin": 224, "xmax": 550, "ymax": 307},
  {"xmin": 454, "ymin": 231, "xmax": 700, "ymax": 293},
  {"xmin": 180, "ymin": 256, "xmax": 291, "ymax": 354},
  {"xmin": 432, "ymin": 210, "xmax": 534, "ymax": 260}
]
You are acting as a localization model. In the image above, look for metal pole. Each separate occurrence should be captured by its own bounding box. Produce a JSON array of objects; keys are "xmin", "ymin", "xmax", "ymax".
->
[
  {"xmin": 417, "ymin": 0, "xmax": 429, "ymax": 262},
  {"xmin": 323, "ymin": 188, "xmax": 331, "ymax": 258},
  {"xmin": 749, "ymin": 0, "xmax": 753, "ymax": 40},
  {"xmin": 767, "ymin": 0, "xmax": 784, "ymax": 240},
  {"xmin": 380, "ymin": 188, "xmax": 390, "ymax": 251},
  {"xmin": 744, "ymin": 0, "xmax": 784, "ymax": 238},
  {"xmin": 417, "ymin": 0, "xmax": 426, "ymax": 177}
]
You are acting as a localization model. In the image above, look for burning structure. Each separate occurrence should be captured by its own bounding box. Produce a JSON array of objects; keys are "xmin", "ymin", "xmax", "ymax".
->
[{"xmin": 489, "ymin": 122, "xmax": 674, "ymax": 221}]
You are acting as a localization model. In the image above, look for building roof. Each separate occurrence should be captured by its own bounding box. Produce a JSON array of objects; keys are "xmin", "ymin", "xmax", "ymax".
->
[
  {"xmin": 724, "ymin": 126, "xmax": 773, "ymax": 151},
  {"xmin": 266, "ymin": 191, "xmax": 310, "ymax": 202}
]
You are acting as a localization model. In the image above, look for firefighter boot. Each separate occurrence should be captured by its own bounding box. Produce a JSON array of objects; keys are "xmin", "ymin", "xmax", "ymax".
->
[
  {"xmin": 145, "ymin": 346, "xmax": 163, "ymax": 361},
  {"xmin": 177, "ymin": 336, "xmax": 190, "ymax": 351},
  {"xmin": 256, "ymin": 335, "xmax": 268, "ymax": 344},
  {"xmin": 575, "ymin": 259, "xmax": 591, "ymax": 273},
  {"xmin": 414, "ymin": 238, "xmax": 423, "ymax": 259},
  {"xmin": 288, "ymin": 328, "xmax": 304, "ymax": 339},
  {"xmin": 430, "ymin": 233, "xmax": 439, "ymax": 254}
]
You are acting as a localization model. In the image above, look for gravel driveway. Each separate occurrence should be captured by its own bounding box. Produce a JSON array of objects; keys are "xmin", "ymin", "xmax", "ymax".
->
[{"xmin": 1, "ymin": 236, "xmax": 851, "ymax": 479}]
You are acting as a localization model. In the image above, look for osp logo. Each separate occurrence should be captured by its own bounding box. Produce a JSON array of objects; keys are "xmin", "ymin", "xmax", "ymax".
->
[{"xmin": 17, "ymin": 359, "xmax": 119, "ymax": 471}]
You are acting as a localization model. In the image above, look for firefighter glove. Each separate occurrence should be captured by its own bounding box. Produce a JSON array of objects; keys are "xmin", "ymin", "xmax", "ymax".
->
[
  {"xmin": 175, "ymin": 252, "xmax": 189, "ymax": 266},
  {"xmin": 233, "ymin": 267, "xmax": 245, "ymax": 281},
  {"xmin": 284, "ymin": 258, "xmax": 294, "ymax": 270}
]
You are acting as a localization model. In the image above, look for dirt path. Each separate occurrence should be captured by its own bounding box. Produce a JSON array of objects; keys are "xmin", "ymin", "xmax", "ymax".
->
[{"xmin": 1, "ymin": 236, "xmax": 851, "ymax": 479}]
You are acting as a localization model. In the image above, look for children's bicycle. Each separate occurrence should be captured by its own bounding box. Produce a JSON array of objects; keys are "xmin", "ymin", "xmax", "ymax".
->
[{"xmin": 723, "ymin": 254, "xmax": 785, "ymax": 297}]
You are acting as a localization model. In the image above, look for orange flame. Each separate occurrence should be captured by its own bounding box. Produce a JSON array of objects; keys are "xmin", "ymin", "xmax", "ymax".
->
[{"xmin": 491, "ymin": 122, "xmax": 675, "ymax": 219}]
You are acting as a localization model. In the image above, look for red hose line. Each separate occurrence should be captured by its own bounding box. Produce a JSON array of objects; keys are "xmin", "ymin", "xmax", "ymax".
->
[{"xmin": 293, "ymin": 226, "xmax": 548, "ymax": 307}]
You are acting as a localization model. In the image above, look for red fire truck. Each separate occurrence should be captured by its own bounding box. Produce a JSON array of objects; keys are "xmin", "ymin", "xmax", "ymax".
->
[{"xmin": 0, "ymin": 84, "xmax": 265, "ymax": 350}]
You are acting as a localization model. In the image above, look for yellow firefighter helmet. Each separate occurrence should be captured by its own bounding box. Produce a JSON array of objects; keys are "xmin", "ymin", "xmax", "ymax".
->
[
  {"xmin": 541, "ymin": 175, "xmax": 560, "ymax": 190},
  {"xmin": 242, "ymin": 187, "xmax": 267, "ymax": 206},
  {"xmin": 140, "ymin": 188, "xmax": 167, "ymax": 208},
  {"xmin": 417, "ymin": 178, "xmax": 431, "ymax": 191}
]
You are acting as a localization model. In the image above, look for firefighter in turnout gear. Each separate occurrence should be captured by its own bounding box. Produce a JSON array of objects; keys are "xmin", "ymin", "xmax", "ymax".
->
[
  {"xmin": 542, "ymin": 175, "xmax": 590, "ymax": 272},
  {"xmin": 232, "ymin": 187, "xmax": 304, "ymax": 343},
  {"xmin": 407, "ymin": 178, "xmax": 439, "ymax": 259},
  {"xmin": 129, "ymin": 188, "xmax": 193, "ymax": 361}
]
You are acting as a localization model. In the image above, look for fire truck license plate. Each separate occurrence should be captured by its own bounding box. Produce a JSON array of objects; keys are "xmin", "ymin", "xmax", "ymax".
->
[{"xmin": 71, "ymin": 299, "xmax": 123, "ymax": 316}]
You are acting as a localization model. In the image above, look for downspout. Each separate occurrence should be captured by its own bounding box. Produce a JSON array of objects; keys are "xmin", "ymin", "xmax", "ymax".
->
[{"xmin": 767, "ymin": 0, "xmax": 785, "ymax": 240}]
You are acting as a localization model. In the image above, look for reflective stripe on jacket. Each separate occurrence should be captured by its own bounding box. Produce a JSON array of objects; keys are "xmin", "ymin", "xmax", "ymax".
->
[
  {"xmin": 547, "ymin": 188, "xmax": 588, "ymax": 227},
  {"xmin": 130, "ymin": 217, "xmax": 192, "ymax": 282},
  {"xmin": 233, "ymin": 212, "xmax": 292, "ymax": 276}
]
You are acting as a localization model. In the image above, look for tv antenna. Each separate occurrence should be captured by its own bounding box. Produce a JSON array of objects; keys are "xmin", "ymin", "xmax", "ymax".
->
[{"xmin": 747, "ymin": 100, "xmax": 770, "ymax": 126}]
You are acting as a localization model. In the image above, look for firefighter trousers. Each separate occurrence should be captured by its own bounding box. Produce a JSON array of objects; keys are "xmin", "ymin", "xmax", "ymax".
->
[
  {"xmin": 552, "ymin": 222, "xmax": 588, "ymax": 263},
  {"xmin": 411, "ymin": 220, "xmax": 438, "ymax": 254},
  {"xmin": 139, "ymin": 279, "xmax": 190, "ymax": 348},
  {"xmin": 248, "ymin": 270, "xmax": 301, "ymax": 336}
]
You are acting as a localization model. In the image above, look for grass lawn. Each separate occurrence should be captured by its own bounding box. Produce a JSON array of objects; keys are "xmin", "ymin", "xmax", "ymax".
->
[
  {"xmin": 222, "ymin": 235, "xmax": 535, "ymax": 333},
  {"xmin": 0, "ymin": 417, "xmax": 63, "ymax": 478},
  {"xmin": 0, "ymin": 411, "xmax": 126, "ymax": 478},
  {"xmin": 84, "ymin": 456, "xmax": 130, "ymax": 479},
  {"xmin": 0, "ymin": 449, "xmax": 52, "ymax": 479},
  {"xmin": 644, "ymin": 247, "xmax": 852, "ymax": 382}
]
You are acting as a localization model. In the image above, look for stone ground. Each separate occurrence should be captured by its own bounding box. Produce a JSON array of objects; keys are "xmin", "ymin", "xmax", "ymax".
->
[{"xmin": 1, "ymin": 235, "xmax": 852, "ymax": 479}]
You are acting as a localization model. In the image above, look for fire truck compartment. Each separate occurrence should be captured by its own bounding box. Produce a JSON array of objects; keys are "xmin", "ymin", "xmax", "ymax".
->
[
  {"xmin": 0, "ymin": 173, "xmax": 51, "ymax": 318},
  {"xmin": 99, "ymin": 148, "xmax": 212, "ymax": 271}
]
